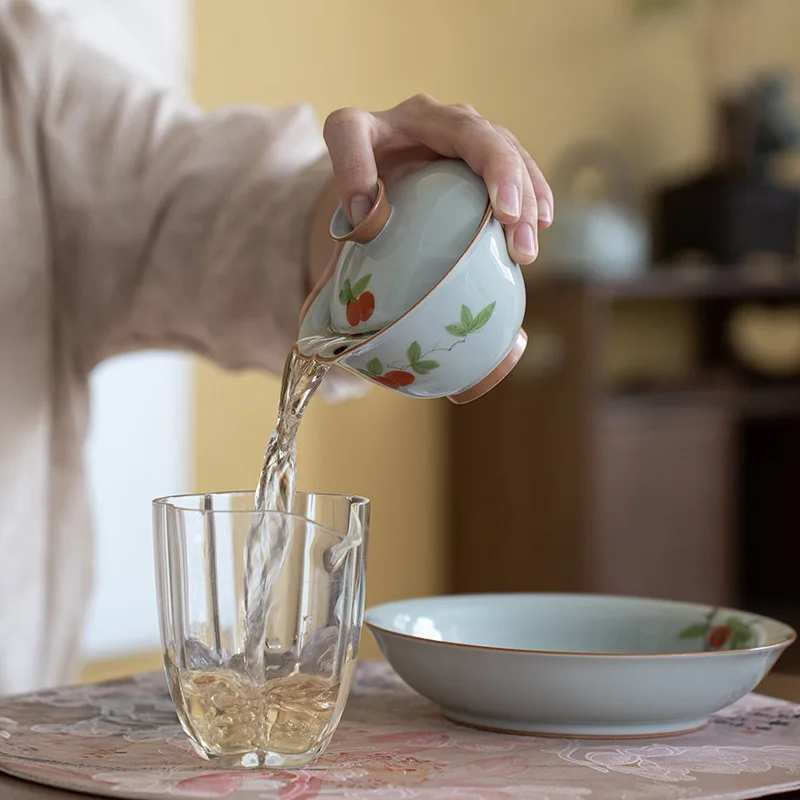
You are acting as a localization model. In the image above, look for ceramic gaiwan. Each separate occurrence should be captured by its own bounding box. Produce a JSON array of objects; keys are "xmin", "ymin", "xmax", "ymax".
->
[{"xmin": 298, "ymin": 159, "xmax": 527, "ymax": 403}]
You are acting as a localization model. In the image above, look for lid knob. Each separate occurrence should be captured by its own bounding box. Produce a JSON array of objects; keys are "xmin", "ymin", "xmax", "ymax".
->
[{"xmin": 330, "ymin": 180, "xmax": 392, "ymax": 245}]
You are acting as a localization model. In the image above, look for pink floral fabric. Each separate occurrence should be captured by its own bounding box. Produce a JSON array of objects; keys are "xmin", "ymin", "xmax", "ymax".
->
[{"xmin": 0, "ymin": 662, "xmax": 799, "ymax": 799}]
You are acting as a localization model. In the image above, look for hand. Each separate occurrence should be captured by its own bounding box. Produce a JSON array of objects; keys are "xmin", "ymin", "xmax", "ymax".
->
[{"xmin": 322, "ymin": 94, "xmax": 553, "ymax": 265}]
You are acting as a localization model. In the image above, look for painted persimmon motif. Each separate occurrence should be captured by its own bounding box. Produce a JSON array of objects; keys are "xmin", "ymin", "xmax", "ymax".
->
[
  {"xmin": 679, "ymin": 610, "xmax": 758, "ymax": 651},
  {"xmin": 356, "ymin": 302, "xmax": 496, "ymax": 389},
  {"xmin": 357, "ymin": 343, "xmax": 439, "ymax": 389},
  {"xmin": 340, "ymin": 274, "xmax": 375, "ymax": 326}
]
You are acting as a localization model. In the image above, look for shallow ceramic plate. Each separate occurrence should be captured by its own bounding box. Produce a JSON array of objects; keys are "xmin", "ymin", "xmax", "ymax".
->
[{"xmin": 365, "ymin": 593, "xmax": 796, "ymax": 738}]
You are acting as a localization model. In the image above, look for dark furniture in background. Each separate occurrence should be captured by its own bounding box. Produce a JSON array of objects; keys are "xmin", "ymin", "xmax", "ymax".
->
[
  {"xmin": 450, "ymin": 270, "xmax": 800, "ymax": 641},
  {"xmin": 655, "ymin": 78, "xmax": 800, "ymax": 267},
  {"xmin": 657, "ymin": 174, "xmax": 800, "ymax": 266}
]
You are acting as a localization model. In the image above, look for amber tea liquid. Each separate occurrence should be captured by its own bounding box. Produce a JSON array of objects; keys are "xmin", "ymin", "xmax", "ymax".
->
[{"xmin": 176, "ymin": 668, "xmax": 340, "ymax": 756}]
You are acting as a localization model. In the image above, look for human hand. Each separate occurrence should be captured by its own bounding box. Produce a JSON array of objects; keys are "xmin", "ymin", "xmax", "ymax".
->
[{"xmin": 322, "ymin": 94, "xmax": 553, "ymax": 265}]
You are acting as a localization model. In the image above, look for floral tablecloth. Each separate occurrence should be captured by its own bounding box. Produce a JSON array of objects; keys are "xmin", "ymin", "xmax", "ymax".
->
[{"xmin": 1, "ymin": 662, "xmax": 800, "ymax": 799}]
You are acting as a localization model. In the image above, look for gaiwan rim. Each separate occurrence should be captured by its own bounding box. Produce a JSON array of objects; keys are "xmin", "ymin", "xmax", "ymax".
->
[
  {"xmin": 298, "ymin": 197, "xmax": 494, "ymax": 364},
  {"xmin": 365, "ymin": 592, "xmax": 797, "ymax": 659}
]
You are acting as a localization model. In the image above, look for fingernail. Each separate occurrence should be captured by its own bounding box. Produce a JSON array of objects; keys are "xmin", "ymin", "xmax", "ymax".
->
[
  {"xmin": 495, "ymin": 183, "xmax": 521, "ymax": 218},
  {"xmin": 349, "ymin": 195, "xmax": 373, "ymax": 225},
  {"xmin": 515, "ymin": 222, "xmax": 537, "ymax": 259},
  {"xmin": 538, "ymin": 201, "xmax": 553, "ymax": 225}
]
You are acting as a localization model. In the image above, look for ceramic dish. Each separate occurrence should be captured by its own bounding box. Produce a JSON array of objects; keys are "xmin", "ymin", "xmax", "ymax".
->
[{"xmin": 365, "ymin": 593, "xmax": 796, "ymax": 738}]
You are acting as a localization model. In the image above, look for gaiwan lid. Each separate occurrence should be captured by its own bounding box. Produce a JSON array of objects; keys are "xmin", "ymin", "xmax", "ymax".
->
[{"xmin": 329, "ymin": 159, "xmax": 490, "ymax": 334}]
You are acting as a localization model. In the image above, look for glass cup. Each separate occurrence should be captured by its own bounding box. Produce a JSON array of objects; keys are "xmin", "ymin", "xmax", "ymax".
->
[{"xmin": 153, "ymin": 491, "xmax": 369, "ymax": 768}]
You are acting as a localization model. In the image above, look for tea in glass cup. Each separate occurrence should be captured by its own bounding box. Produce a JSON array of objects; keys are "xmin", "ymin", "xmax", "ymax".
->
[{"xmin": 153, "ymin": 491, "xmax": 368, "ymax": 768}]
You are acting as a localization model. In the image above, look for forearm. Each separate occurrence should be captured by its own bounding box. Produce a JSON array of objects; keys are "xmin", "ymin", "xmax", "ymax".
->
[{"xmin": 28, "ymin": 0, "xmax": 332, "ymax": 373}]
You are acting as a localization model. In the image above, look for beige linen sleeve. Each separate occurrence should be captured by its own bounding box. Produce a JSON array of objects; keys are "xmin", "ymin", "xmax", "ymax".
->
[{"xmin": 9, "ymin": 0, "xmax": 363, "ymax": 388}]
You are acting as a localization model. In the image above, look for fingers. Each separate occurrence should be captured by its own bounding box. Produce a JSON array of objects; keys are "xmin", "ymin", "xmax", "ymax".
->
[
  {"xmin": 484, "ymin": 124, "xmax": 536, "ymax": 262},
  {"xmin": 495, "ymin": 126, "xmax": 554, "ymax": 264},
  {"xmin": 384, "ymin": 96, "xmax": 546, "ymax": 264},
  {"xmin": 325, "ymin": 95, "xmax": 554, "ymax": 267},
  {"xmin": 388, "ymin": 97, "xmax": 526, "ymax": 221},
  {"xmin": 323, "ymin": 108, "xmax": 378, "ymax": 225},
  {"xmin": 498, "ymin": 126, "xmax": 554, "ymax": 228}
]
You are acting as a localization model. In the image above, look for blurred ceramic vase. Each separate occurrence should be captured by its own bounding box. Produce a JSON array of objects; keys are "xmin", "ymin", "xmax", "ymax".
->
[{"xmin": 541, "ymin": 141, "xmax": 650, "ymax": 279}]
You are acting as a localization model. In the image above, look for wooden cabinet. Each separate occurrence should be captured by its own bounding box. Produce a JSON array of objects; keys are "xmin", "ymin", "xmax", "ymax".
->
[
  {"xmin": 595, "ymin": 404, "xmax": 735, "ymax": 604},
  {"xmin": 450, "ymin": 273, "xmax": 800, "ymax": 608}
]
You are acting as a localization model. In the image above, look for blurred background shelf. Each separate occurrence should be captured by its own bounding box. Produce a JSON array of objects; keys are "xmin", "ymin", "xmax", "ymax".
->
[
  {"xmin": 605, "ymin": 385, "xmax": 800, "ymax": 417},
  {"xmin": 594, "ymin": 269, "xmax": 800, "ymax": 300}
]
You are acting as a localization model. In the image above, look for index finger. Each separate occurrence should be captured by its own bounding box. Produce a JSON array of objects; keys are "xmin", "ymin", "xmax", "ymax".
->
[{"xmin": 323, "ymin": 108, "xmax": 379, "ymax": 225}]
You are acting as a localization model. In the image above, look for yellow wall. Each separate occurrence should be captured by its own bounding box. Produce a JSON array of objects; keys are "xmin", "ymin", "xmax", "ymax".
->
[{"xmin": 191, "ymin": 0, "xmax": 800, "ymax": 661}]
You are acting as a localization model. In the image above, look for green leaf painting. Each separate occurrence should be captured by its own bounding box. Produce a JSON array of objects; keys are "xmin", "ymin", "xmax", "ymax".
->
[
  {"xmin": 470, "ymin": 302, "xmax": 496, "ymax": 333},
  {"xmin": 411, "ymin": 360, "xmax": 439, "ymax": 375},
  {"xmin": 365, "ymin": 357, "xmax": 383, "ymax": 376},
  {"xmin": 352, "ymin": 274, "xmax": 372, "ymax": 296},
  {"xmin": 678, "ymin": 624, "xmax": 707, "ymax": 639},
  {"xmin": 340, "ymin": 274, "xmax": 372, "ymax": 305},
  {"xmin": 446, "ymin": 301, "xmax": 496, "ymax": 338},
  {"xmin": 406, "ymin": 341, "xmax": 438, "ymax": 375},
  {"xmin": 357, "ymin": 357, "xmax": 384, "ymax": 379}
]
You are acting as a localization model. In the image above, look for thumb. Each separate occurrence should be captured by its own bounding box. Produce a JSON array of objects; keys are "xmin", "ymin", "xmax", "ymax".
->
[{"xmin": 323, "ymin": 108, "xmax": 378, "ymax": 225}]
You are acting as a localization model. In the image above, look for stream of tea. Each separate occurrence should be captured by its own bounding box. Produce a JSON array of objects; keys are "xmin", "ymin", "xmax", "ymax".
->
[
  {"xmin": 180, "ymin": 334, "xmax": 361, "ymax": 756},
  {"xmin": 243, "ymin": 346, "xmax": 332, "ymax": 678}
]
